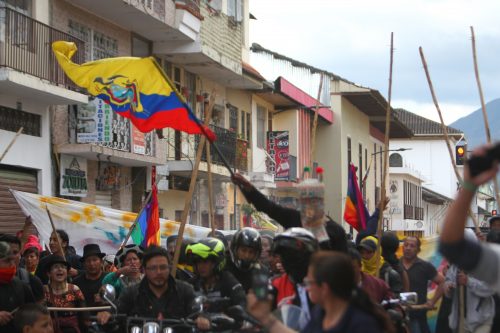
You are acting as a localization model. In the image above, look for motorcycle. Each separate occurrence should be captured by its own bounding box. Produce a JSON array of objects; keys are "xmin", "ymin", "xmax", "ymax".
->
[
  {"xmin": 381, "ymin": 292, "xmax": 418, "ymax": 333},
  {"xmin": 90, "ymin": 286, "xmax": 242, "ymax": 333}
]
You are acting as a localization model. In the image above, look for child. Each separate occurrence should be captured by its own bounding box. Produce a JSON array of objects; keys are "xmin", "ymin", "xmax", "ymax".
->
[{"xmin": 14, "ymin": 303, "xmax": 53, "ymax": 333}]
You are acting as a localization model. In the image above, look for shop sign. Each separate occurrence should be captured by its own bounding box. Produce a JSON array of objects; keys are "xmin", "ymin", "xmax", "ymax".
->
[
  {"xmin": 76, "ymin": 98, "xmax": 112, "ymax": 144},
  {"xmin": 60, "ymin": 155, "xmax": 88, "ymax": 197},
  {"xmin": 267, "ymin": 131, "xmax": 290, "ymax": 181}
]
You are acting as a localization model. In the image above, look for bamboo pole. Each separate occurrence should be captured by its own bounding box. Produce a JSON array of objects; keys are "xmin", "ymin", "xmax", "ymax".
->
[
  {"xmin": 470, "ymin": 26, "xmax": 500, "ymax": 206},
  {"xmin": 46, "ymin": 208, "xmax": 66, "ymax": 260},
  {"xmin": 375, "ymin": 33, "xmax": 394, "ymax": 277},
  {"xmin": 171, "ymin": 92, "xmax": 215, "ymax": 277},
  {"xmin": 205, "ymin": 111, "xmax": 216, "ymax": 235},
  {"xmin": 310, "ymin": 74, "xmax": 324, "ymax": 165},
  {"xmin": 419, "ymin": 47, "xmax": 481, "ymax": 232},
  {"xmin": 0, "ymin": 127, "xmax": 23, "ymax": 163}
]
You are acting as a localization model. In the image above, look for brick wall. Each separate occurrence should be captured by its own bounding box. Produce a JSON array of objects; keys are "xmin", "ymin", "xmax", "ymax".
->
[
  {"xmin": 199, "ymin": 5, "xmax": 242, "ymax": 65},
  {"xmin": 51, "ymin": 0, "xmax": 131, "ymax": 56}
]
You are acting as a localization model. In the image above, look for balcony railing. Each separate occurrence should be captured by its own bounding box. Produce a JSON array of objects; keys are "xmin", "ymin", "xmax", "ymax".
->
[
  {"xmin": 195, "ymin": 125, "xmax": 236, "ymax": 170},
  {"xmin": 235, "ymin": 138, "xmax": 248, "ymax": 172},
  {"xmin": 0, "ymin": 7, "xmax": 85, "ymax": 88}
]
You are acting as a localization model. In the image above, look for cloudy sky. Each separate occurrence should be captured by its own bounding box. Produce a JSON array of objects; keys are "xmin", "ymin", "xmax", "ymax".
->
[{"xmin": 249, "ymin": 0, "xmax": 500, "ymax": 124}]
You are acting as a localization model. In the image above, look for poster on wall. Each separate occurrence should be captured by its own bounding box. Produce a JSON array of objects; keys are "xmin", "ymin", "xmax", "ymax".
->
[
  {"xmin": 132, "ymin": 125, "xmax": 146, "ymax": 154},
  {"xmin": 267, "ymin": 131, "xmax": 290, "ymax": 181},
  {"xmin": 60, "ymin": 154, "xmax": 88, "ymax": 197},
  {"xmin": 76, "ymin": 98, "xmax": 112, "ymax": 144},
  {"xmin": 96, "ymin": 163, "xmax": 121, "ymax": 191}
]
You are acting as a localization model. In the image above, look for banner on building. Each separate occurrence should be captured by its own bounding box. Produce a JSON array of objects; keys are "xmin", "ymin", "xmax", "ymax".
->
[
  {"xmin": 267, "ymin": 131, "xmax": 290, "ymax": 181},
  {"xmin": 60, "ymin": 155, "xmax": 88, "ymax": 197},
  {"xmin": 76, "ymin": 98, "xmax": 112, "ymax": 144},
  {"xmin": 132, "ymin": 125, "xmax": 146, "ymax": 154},
  {"xmin": 11, "ymin": 190, "xmax": 234, "ymax": 256}
]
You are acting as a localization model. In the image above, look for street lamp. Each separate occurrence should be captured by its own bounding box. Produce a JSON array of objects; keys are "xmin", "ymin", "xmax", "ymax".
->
[{"xmin": 371, "ymin": 148, "xmax": 412, "ymax": 156}]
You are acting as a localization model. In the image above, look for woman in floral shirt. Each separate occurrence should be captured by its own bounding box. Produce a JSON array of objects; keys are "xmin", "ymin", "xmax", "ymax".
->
[{"xmin": 43, "ymin": 255, "xmax": 88, "ymax": 333}]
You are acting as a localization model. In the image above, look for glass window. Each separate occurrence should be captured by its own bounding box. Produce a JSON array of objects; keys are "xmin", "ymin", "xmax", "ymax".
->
[
  {"xmin": 229, "ymin": 106, "xmax": 238, "ymax": 132},
  {"xmin": 257, "ymin": 105, "xmax": 267, "ymax": 149}
]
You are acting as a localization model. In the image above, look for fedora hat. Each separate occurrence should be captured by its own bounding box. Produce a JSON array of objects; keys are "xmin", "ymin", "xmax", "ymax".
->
[
  {"xmin": 44, "ymin": 254, "xmax": 71, "ymax": 272},
  {"xmin": 80, "ymin": 244, "xmax": 106, "ymax": 262}
]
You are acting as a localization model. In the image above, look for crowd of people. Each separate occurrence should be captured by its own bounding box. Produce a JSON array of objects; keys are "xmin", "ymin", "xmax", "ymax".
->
[{"xmin": 2, "ymin": 155, "xmax": 500, "ymax": 333}]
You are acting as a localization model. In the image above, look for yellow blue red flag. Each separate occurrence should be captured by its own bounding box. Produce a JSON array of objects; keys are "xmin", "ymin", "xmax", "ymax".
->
[{"xmin": 52, "ymin": 41, "xmax": 215, "ymax": 140}]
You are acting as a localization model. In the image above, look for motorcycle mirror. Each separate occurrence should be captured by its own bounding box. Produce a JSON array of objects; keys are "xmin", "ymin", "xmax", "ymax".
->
[
  {"xmin": 102, "ymin": 284, "xmax": 116, "ymax": 302},
  {"xmin": 143, "ymin": 322, "xmax": 160, "ymax": 333},
  {"xmin": 400, "ymin": 292, "xmax": 418, "ymax": 305},
  {"xmin": 101, "ymin": 284, "xmax": 118, "ymax": 313}
]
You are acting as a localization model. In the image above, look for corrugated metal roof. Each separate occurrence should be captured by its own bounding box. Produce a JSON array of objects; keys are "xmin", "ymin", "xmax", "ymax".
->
[{"xmin": 394, "ymin": 108, "xmax": 463, "ymax": 137}]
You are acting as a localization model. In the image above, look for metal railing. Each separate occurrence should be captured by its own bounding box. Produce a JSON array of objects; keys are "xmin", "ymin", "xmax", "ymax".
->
[
  {"xmin": 195, "ymin": 125, "xmax": 236, "ymax": 169},
  {"xmin": 235, "ymin": 138, "xmax": 248, "ymax": 172},
  {"xmin": 0, "ymin": 7, "xmax": 85, "ymax": 88}
]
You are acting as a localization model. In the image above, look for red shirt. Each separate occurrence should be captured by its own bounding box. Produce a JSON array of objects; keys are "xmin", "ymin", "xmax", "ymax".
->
[{"xmin": 272, "ymin": 273, "xmax": 296, "ymax": 306}]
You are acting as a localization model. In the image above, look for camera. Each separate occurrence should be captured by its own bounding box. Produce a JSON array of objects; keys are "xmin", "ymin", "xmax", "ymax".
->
[{"xmin": 467, "ymin": 142, "xmax": 500, "ymax": 177}]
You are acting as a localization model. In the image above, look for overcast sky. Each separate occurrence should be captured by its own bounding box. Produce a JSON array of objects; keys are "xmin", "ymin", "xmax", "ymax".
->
[{"xmin": 249, "ymin": 0, "xmax": 500, "ymax": 124}]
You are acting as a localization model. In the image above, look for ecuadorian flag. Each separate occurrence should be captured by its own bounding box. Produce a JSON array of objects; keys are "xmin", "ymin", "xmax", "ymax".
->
[
  {"xmin": 52, "ymin": 41, "xmax": 215, "ymax": 140},
  {"xmin": 343, "ymin": 163, "xmax": 369, "ymax": 231}
]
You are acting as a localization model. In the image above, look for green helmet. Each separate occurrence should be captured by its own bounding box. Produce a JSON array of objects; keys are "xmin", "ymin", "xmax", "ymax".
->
[{"xmin": 186, "ymin": 237, "xmax": 226, "ymax": 273}]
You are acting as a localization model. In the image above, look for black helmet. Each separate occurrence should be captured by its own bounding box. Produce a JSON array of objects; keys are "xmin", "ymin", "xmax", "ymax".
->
[
  {"xmin": 230, "ymin": 227, "xmax": 261, "ymax": 271},
  {"xmin": 272, "ymin": 228, "xmax": 318, "ymax": 283},
  {"xmin": 186, "ymin": 237, "xmax": 226, "ymax": 273},
  {"xmin": 272, "ymin": 227, "xmax": 318, "ymax": 255}
]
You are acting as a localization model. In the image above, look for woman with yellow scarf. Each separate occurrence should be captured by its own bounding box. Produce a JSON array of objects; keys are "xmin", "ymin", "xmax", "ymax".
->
[{"xmin": 357, "ymin": 236, "xmax": 404, "ymax": 295}]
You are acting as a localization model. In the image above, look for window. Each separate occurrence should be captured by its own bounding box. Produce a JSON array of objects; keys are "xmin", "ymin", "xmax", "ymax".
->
[
  {"xmin": 227, "ymin": 0, "xmax": 242, "ymax": 22},
  {"xmin": 0, "ymin": 106, "xmax": 40, "ymax": 136},
  {"xmin": 403, "ymin": 180, "xmax": 423, "ymax": 220},
  {"xmin": 257, "ymin": 105, "xmax": 267, "ymax": 149},
  {"xmin": 389, "ymin": 153, "xmax": 403, "ymax": 167},
  {"xmin": 229, "ymin": 106, "xmax": 238, "ymax": 132},
  {"xmin": 68, "ymin": 20, "xmax": 118, "ymax": 61},
  {"xmin": 246, "ymin": 112, "xmax": 251, "ymax": 144},
  {"xmin": 2, "ymin": 0, "xmax": 31, "ymax": 15},
  {"xmin": 347, "ymin": 137, "xmax": 352, "ymax": 165}
]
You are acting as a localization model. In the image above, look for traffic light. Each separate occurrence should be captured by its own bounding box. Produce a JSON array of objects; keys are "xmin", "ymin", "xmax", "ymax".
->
[{"xmin": 456, "ymin": 145, "xmax": 466, "ymax": 166}]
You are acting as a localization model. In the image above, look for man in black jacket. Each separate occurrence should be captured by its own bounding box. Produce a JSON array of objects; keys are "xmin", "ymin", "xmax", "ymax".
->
[
  {"xmin": 98, "ymin": 246, "xmax": 209, "ymax": 330},
  {"xmin": 232, "ymin": 173, "xmax": 348, "ymax": 252}
]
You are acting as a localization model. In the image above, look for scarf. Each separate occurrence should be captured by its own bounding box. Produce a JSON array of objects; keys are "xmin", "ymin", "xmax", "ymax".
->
[
  {"xmin": 0, "ymin": 265, "xmax": 17, "ymax": 284},
  {"xmin": 361, "ymin": 236, "xmax": 385, "ymax": 277}
]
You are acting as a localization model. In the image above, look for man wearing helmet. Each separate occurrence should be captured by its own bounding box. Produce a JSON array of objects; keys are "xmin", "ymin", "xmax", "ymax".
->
[
  {"xmin": 271, "ymin": 227, "xmax": 319, "ymax": 327},
  {"xmin": 226, "ymin": 227, "xmax": 268, "ymax": 293},
  {"xmin": 186, "ymin": 238, "xmax": 246, "ymax": 308}
]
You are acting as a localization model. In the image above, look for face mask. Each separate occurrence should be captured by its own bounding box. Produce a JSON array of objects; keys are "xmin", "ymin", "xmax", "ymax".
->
[{"xmin": 0, "ymin": 265, "xmax": 16, "ymax": 284}]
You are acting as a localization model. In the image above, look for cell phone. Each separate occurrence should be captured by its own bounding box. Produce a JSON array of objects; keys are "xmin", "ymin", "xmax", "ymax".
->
[
  {"xmin": 252, "ymin": 270, "xmax": 270, "ymax": 301},
  {"xmin": 467, "ymin": 142, "xmax": 500, "ymax": 177}
]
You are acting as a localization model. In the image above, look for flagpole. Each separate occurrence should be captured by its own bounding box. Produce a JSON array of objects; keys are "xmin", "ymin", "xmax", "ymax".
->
[
  {"xmin": 46, "ymin": 207, "xmax": 66, "ymax": 261},
  {"xmin": 419, "ymin": 47, "xmax": 481, "ymax": 232},
  {"xmin": 310, "ymin": 74, "xmax": 324, "ymax": 165},
  {"xmin": 375, "ymin": 33, "xmax": 394, "ymax": 277},
  {"xmin": 171, "ymin": 92, "xmax": 216, "ymax": 277}
]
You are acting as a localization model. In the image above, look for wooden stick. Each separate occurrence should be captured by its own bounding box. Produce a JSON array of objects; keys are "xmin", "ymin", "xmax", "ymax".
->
[
  {"xmin": 46, "ymin": 207, "xmax": 66, "ymax": 261},
  {"xmin": 470, "ymin": 26, "xmax": 500, "ymax": 206},
  {"xmin": 419, "ymin": 47, "xmax": 481, "ymax": 231},
  {"xmin": 47, "ymin": 306, "xmax": 112, "ymax": 312},
  {"xmin": 171, "ymin": 92, "xmax": 215, "ymax": 277},
  {"xmin": 310, "ymin": 74, "xmax": 324, "ymax": 165},
  {"xmin": 205, "ymin": 116, "xmax": 216, "ymax": 235},
  {"xmin": 375, "ymin": 33, "xmax": 394, "ymax": 277},
  {"xmin": 458, "ymin": 284, "xmax": 465, "ymax": 333},
  {"xmin": 0, "ymin": 127, "xmax": 23, "ymax": 163}
]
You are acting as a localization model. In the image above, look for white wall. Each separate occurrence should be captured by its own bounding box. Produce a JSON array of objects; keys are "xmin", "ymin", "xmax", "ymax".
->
[
  {"xmin": 390, "ymin": 139, "xmax": 461, "ymax": 199},
  {"xmin": 0, "ymin": 96, "xmax": 53, "ymax": 195}
]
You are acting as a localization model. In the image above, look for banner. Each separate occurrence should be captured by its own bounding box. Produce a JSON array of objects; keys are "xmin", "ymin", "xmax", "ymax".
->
[
  {"xmin": 76, "ymin": 98, "xmax": 112, "ymax": 144},
  {"xmin": 60, "ymin": 155, "xmax": 88, "ymax": 197},
  {"xmin": 11, "ymin": 190, "xmax": 232, "ymax": 256},
  {"xmin": 132, "ymin": 125, "xmax": 146, "ymax": 154},
  {"xmin": 267, "ymin": 131, "xmax": 290, "ymax": 181}
]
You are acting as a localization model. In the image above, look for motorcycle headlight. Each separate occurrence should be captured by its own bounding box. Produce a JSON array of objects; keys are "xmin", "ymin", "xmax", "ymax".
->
[{"xmin": 143, "ymin": 322, "xmax": 160, "ymax": 333}]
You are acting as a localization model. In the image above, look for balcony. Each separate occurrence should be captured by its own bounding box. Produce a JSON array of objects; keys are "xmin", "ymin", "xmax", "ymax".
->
[
  {"xmin": 235, "ymin": 138, "xmax": 248, "ymax": 172},
  {"xmin": 57, "ymin": 106, "xmax": 165, "ymax": 167},
  {"xmin": 0, "ymin": 7, "xmax": 87, "ymax": 104},
  {"xmin": 195, "ymin": 125, "xmax": 236, "ymax": 169},
  {"xmin": 66, "ymin": 0, "xmax": 199, "ymax": 42}
]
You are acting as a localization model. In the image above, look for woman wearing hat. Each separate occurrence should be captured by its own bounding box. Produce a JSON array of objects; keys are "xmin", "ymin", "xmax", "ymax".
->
[
  {"xmin": 102, "ymin": 244, "xmax": 144, "ymax": 296},
  {"xmin": 43, "ymin": 254, "xmax": 88, "ymax": 333}
]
